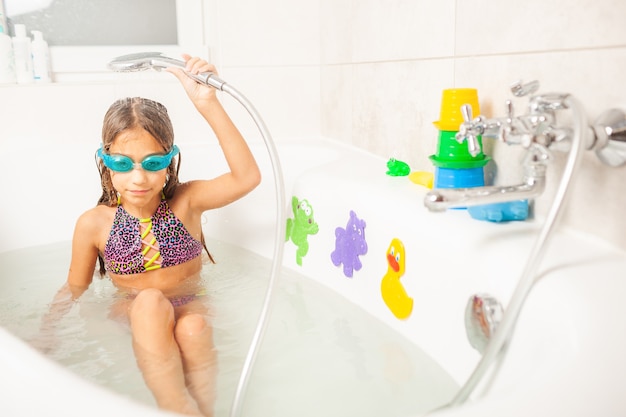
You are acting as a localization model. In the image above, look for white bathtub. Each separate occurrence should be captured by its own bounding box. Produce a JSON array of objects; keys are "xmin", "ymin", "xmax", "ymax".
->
[{"xmin": 1, "ymin": 138, "xmax": 625, "ymax": 417}]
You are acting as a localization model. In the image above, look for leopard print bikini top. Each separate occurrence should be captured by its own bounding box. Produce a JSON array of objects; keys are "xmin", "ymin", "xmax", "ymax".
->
[{"xmin": 103, "ymin": 199, "xmax": 203, "ymax": 275}]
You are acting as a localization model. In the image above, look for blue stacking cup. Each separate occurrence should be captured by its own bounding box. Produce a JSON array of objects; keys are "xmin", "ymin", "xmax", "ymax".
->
[{"xmin": 434, "ymin": 167, "xmax": 485, "ymax": 189}]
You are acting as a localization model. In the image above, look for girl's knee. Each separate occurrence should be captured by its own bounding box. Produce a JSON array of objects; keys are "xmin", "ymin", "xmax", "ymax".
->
[{"xmin": 175, "ymin": 313, "xmax": 210, "ymax": 339}]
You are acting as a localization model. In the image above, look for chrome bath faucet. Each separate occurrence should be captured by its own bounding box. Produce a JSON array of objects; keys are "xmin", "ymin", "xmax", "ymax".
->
[{"xmin": 424, "ymin": 80, "xmax": 626, "ymax": 212}]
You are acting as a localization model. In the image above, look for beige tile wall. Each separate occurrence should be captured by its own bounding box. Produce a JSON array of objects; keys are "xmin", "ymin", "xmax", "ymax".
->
[
  {"xmin": 320, "ymin": 0, "xmax": 626, "ymax": 250},
  {"xmin": 1, "ymin": 0, "xmax": 624, "ymax": 251}
]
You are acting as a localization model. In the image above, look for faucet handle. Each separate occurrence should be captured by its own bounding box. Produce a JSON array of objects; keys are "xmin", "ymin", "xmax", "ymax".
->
[
  {"xmin": 505, "ymin": 99, "xmax": 514, "ymax": 121},
  {"xmin": 456, "ymin": 104, "xmax": 483, "ymax": 157},
  {"xmin": 460, "ymin": 102, "xmax": 474, "ymax": 122},
  {"xmin": 593, "ymin": 108, "xmax": 626, "ymax": 167},
  {"xmin": 510, "ymin": 80, "xmax": 540, "ymax": 97}
]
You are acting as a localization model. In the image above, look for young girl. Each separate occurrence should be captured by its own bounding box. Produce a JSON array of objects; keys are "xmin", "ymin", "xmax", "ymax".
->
[{"xmin": 42, "ymin": 55, "xmax": 261, "ymax": 416}]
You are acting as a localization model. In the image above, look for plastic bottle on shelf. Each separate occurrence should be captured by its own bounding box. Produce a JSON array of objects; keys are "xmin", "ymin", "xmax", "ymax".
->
[
  {"xmin": 0, "ymin": 2, "xmax": 7, "ymax": 33},
  {"xmin": 12, "ymin": 24, "xmax": 34, "ymax": 84},
  {"xmin": 31, "ymin": 30, "xmax": 51, "ymax": 83},
  {"xmin": 0, "ymin": 23, "xmax": 16, "ymax": 84}
]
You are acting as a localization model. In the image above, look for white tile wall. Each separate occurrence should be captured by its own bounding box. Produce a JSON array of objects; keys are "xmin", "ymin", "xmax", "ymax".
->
[
  {"xmin": 214, "ymin": 0, "xmax": 320, "ymax": 67},
  {"xmin": 350, "ymin": 0, "xmax": 456, "ymax": 62},
  {"xmin": 320, "ymin": 0, "xmax": 626, "ymax": 250},
  {"xmin": 210, "ymin": 0, "xmax": 322, "ymax": 141},
  {"xmin": 455, "ymin": 0, "xmax": 626, "ymax": 54}
]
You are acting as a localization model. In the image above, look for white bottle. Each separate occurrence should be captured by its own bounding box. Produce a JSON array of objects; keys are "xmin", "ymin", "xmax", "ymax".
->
[
  {"xmin": 0, "ymin": 22, "xmax": 16, "ymax": 84},
  {"xmin": 31, "ymin": 30, "xmax": 51, "ymax": 83},
  {"xmin": 12, "ymin": 24, "xmax": 34, "ymax": 84}
]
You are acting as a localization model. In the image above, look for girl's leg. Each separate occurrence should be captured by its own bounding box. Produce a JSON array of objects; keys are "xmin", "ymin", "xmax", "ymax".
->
[
  {"xmin": 129, "ymin": 288, "xmax": 202, "ymax": 416},
  {"xmin": 175, "ymin": 311, "xmax": 218, "ymax": 417}
]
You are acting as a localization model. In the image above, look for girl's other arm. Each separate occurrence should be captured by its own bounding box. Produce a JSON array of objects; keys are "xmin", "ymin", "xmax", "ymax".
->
[
  {"xmin": 44, "ymin": 212, "xmax": 99, "ymax": 320},
  {"xmin": 35, "ymin": 211, "xmax": 99, "ymax": 351},
  {"xmin": 66, "ymin": 210, "xmax": 100, "ymax": 295}
]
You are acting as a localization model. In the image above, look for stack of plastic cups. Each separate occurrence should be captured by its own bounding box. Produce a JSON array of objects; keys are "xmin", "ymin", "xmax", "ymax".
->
[{"xmin": 429, "ymin": 88, "xmax": 490, "ymax": 197}]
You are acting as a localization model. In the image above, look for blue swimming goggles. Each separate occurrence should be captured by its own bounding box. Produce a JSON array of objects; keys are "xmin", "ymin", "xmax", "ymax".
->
[{"xmin": 97, "ymin": 145, "xmax": 179, "ymax": 173}]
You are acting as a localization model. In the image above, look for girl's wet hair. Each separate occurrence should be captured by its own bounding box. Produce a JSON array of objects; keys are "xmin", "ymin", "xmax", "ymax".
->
[
  {"xmin": 96, "ymin": 97, "xmax": 214, "ymax": 276},
  {"xmin": 97, "ymin": 97, "xmax": 177, "ymax": 205}
]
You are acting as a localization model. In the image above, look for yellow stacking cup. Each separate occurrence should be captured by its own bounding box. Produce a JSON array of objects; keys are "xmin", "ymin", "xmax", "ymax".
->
[{"xmin": 433, "ymin": 88, "xmax": 480, "ymax": 132}]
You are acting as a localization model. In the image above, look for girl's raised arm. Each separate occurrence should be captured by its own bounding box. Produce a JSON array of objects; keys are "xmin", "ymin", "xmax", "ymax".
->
[{"xmin": 166, "ymin": 56, "xmax": 261, "ymax": 212}]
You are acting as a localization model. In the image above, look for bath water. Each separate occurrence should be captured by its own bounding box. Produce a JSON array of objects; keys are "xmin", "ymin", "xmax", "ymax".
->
[{"xmin": 0, "ymin": 239, "xmax": 458, "ymax": 417}]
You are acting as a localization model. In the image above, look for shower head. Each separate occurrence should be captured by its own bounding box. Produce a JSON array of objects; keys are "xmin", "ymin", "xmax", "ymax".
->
[
  {"xmin": 108, "ymin": 52, "xmax": 226, "ymax": 90},
  {"xmin": 108, "ymin": 52, "xmax": 182, "ymax": 72}
]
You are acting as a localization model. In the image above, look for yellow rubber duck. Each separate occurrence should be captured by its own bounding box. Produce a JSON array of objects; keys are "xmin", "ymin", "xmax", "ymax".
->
[{"xmin": 381, "ymin": 238, "xmax": 413, "ymax": 320}]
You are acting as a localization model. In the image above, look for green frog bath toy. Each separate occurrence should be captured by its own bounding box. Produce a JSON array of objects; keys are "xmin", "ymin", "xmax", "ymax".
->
[
  {"xmin": 386, "ymin": 158, "xmax": 411, "ymax": 176},
  {"xmin": 286, "ymin": 196, "xmax": 319, "ymax": 266}
]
